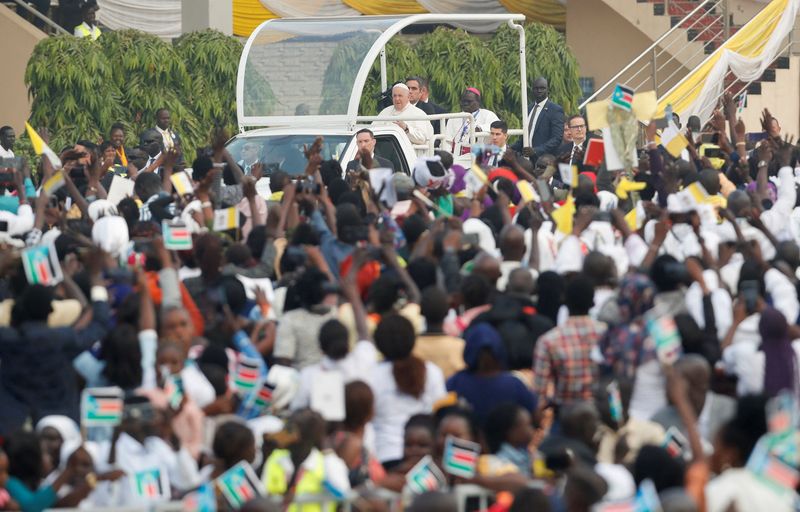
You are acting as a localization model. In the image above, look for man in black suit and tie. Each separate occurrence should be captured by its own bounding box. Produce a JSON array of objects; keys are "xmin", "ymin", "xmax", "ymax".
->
[
  {"xmin": 513, "ymin": 77, "xmax": 564, "ymax": 164},
  {"xmin": 407, "ymin": 76, "xmax": 445, "ymax": 134},
  {"xmin": 557, "ymin": 114, "xmax": 594, "ymax": 172},
  {"xmin": 345, "ymin": 128, "xmax": 395, "ymax": 173}
]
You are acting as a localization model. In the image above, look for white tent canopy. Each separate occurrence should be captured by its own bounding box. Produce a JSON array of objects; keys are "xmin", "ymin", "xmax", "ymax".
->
[{"xmin": 236, "ymin": 14, "xmax": 528, "ymax": 133}]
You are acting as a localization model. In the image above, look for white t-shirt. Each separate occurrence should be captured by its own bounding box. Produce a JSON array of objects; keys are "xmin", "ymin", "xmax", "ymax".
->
[
  {"xmin": 705, "ymin": 468, "xmax": 796, "ymax": 512},
  {"xmin": 369, "ymin": 360, "xmax": 447, "ymax": 462},
  {"xmin": 290, "ymin": 340, "xmax": 379, "ymax": 410},
  {"xmin": 723, "ymin": 338, "xmax": 800, "ymax": 396}
]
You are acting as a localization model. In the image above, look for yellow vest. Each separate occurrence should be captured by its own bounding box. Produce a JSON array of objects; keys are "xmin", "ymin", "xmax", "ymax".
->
[
  {"xmin": 263, "ymin": 449, "xmax": 332, "ymax": 512},
  {"xmin": 74, "ymin": 22, "xmax": 101, "ymax": 40}
]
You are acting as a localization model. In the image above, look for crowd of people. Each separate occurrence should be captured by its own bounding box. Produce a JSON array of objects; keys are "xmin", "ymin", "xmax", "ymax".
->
[{"xmin": 0, "ymin": 72, "xmax": 798, "ymax": 512}]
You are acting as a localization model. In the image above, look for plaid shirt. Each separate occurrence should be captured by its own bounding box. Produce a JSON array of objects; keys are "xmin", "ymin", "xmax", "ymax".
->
[{"xmin": 533, "ymin": 316, "xmax": 607, "ymax": 405}]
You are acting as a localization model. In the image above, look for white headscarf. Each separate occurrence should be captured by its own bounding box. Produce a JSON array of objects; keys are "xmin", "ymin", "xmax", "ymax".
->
[{"xmin": 35, "ymin": 415, "xmax": 82, "ymax": 447}]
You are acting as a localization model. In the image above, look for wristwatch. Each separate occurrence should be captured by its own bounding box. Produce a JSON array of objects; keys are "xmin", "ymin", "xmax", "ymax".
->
[{"xmin": 758, "ymin": 160, "xmax": 768, "ymax": 168}]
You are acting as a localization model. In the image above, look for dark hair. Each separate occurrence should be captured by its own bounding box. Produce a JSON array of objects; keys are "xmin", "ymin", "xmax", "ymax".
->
[
  {"xmin": 0, "ymin": 126, "xmax": 13, "ymax": 137},
  {"xmin": 367, "ymin": 274, "xmax": 402, "ymax": 314},
  {"xmin": 421, "ymin": 286, "xmax": 449, "ymax": 325},
  {"xmin": 344, "ymin": 380, "xmax": 374, "ymax": 431},
  {"xmin": 490, "ymin": 120, "xmax": 508, "ymax": 133},
  {"xmin": 565, "ymin": 275, "xmax": 595, "ymax": 316},
  {"xmin": 11, "ymin": 284, "xmax": 53, "ymax": 326},
  {"xmin": 319, "ymin": 319, "xmax": 349, "ymax": 360},
  {"xmin": 335, "ymin": 203, "xmax": 366, "ymax": 245},
  {"xmin": 716, "ymin": 394, "xmax": 768, "ymax": 465},
  {"xmin": 320, "ymin": 160, "xmax": 342, "ymax": 187},
  {"xmin": 461, "ymin": 274, "xmax": 492, "ymax": 310},
  {"xmin": 510, "ymin": 488, "xmax": 551, "ymax": 512},
  {"xmin": 407, "ymin": 257, "xmax": 438, "ymax": 291},
  {"xmin": 401, "ymin": 214, "xmax": 429, "ymax": 248},
  {"xmin": 133, "ymin": 172, "xmax": 162, "ymax": 202},
  {"xmin": 6, "ymin": 431, "xmax": 44, "ymax": 489},
  {"xmin": 567, "ymin": 114, "xmax": 585, "ymax": 126},
  {"xmin": 484, "ymin": 403, "xmax": 523, "ymax": 453},
  {"xmin": 110, "ymin": 122, "xmax": 125, "ymax": 134},
  {"xmin": 405, "ymin": 76, "xmax": 428, "ymax": 89},
  {"xmin": 293, "ymin": 267, "xmax": 328, "ymax": 309},
  {"xmin": 650, "ymin": 254, "xmax": 687, "ymax": 293},
  {"xmin": 434, "ymin": 150, "xmax": 454, "ymax": 170},
  {"xmin": 225, "ymin": 243, "xmax": 251, "ymax": 267},
  {"xmin": 290, "ymin": 409, "xmax": 327, "ymax": 449},
  {"xmin": 355, "ymin": 128, "xmax": 374, "ymax": 139},
  {"xmin": 101, "ymin": 323, "xmax": 143, "ymax": 390},
  {"xmin": 405, "ymin": 413, "xmax": 435, "ymax": 434},
  {"xmin": 192, "ymin": 156, "xmax": 214, "ymax": 182},
  {"xmin": 155, "ymin": 107, "xmax": 169, "ymax": 118},
  {"xmin": 375, "ymin": 315, "xmax": 426, "ymax": 398},
  {"xmin": 99, "ymin": 141, "xmax": 114, "ymax": 153},
  {"xmin": 434, "ymin": 405, "xmax": 478, "ymax": 440},
  {"xmin": 633, "ymin": 445, "xmax": 686, "ymax": 492},
  {"xmin": 213, "ymin": 421, "xmax": 255, "ymax": 469}
]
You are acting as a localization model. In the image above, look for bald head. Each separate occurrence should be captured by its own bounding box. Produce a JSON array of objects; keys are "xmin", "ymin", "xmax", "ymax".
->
[
  {"xmin": 699, "ymin": 169, "xmax": 721, "ymax": 196},
  {"xmin": 473, "ymin": 252, "xmax": 501, "ymax": 286},
  {"xmin": 776, "ymin": 241, "xmax": 800, "ymax": 269},
  {"xmin": 507, "ymin": 267, "xmax": 535, "ymax": 297},
  {"xmin": 500, "ymin": 224, "xmax": 526, "ymax": 262},
  {"xmin": 727, "ymin": 190, "xmax": 751, "ymax": 217},
  {"xmin": 532, "ymin": 77, "xmax": 549, "ymax": 103}
]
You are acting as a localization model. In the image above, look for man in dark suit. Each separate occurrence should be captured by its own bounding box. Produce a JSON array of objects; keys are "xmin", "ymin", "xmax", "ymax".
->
[
  {"xmin": 345, "ymin": 128, "xmax": 395, "ymax": 172},
  {"xmin": 407, "ymin": 76, "xmax": 445, "ymax": 134},
  {"xmin": 513, "ymin": 77, "xmax": 564, "ymax": 164},
  {"xmin": 556, "ymin": 114, "xmax": 597, "ymax": 173}
]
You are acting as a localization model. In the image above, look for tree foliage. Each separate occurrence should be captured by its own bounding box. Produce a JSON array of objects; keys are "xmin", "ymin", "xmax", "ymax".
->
[
  {"xmin": 357, "ymin": 23, "xmax": 582, "ymax": 134},
  {"xmin": 24, "ymin": 23, "xmax": 580, "ymax": 166}
]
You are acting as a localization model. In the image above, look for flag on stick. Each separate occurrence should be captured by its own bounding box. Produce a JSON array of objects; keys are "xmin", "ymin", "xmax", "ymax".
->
[{"xmin": 25, "ymin": 122, "xmax": 61, "ymax": 169}]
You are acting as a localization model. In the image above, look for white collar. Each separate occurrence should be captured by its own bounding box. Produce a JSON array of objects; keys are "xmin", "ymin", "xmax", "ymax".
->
[
  {"xmin": 155, "ymin": 126, "xmax": 171, "ymax": 135},
  {"xmin": 534, "ymin": 98, "xmax": 549, "ymax": 107}
]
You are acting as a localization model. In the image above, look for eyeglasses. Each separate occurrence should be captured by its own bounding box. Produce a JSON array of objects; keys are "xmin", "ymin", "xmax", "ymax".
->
[{"xmin": 569, "ymin": 124, "xmax": 586, "ymax": 129}]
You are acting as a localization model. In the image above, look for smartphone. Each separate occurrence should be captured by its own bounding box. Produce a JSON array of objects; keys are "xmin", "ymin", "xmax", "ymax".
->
[
  {"xmin": 0, "ymin": 221, "xmax": 8, "ymax": 232},
  {"xmin": 740, "ymin": 280, "xmax": 760, "ymax": 314},
  {"xmin": 703, "ymin": 147, "xmax": 723, "ymax": 159},
  {"xmin": 0, "ymin": 172, "xmax": 14, "ymax": 185},
  {"xmin": 747, "ymin": 132, "xmax": 768, "ymax": 143}
]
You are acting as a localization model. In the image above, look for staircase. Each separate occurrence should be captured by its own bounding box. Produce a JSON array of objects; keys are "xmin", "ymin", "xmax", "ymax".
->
[{"xmin": 578, "ymin": 0, "xmax": 799, "ymax": 134}]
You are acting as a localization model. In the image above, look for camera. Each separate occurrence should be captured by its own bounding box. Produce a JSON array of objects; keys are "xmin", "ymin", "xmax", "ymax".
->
[{"xmin": 297, "ymin": 179, "xmax": 320, "ymax": 195}]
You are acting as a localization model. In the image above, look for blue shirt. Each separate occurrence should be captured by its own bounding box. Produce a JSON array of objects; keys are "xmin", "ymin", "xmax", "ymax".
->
[
  {"xmin": 446, "ymin": 371, "xmax": 537, "ymax": 425},
  {"xmin": 0, "ymin": 178, "xmax": 36, "ymax": 213}
]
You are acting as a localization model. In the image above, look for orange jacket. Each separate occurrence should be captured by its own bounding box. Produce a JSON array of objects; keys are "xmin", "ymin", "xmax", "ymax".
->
[{"xmin": 145, "ymin": 271, "xmax": 205, "ymax": 336}]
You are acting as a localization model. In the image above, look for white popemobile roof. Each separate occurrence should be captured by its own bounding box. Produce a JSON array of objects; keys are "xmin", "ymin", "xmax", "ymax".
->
[{"xmin": 236, "ymin": 14, "xmax": 528, "ymax": 132}]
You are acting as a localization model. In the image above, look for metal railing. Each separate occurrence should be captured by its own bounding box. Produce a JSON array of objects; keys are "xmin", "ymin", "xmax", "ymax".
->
[
  {"xmin": 580, "ymin": 0, "xmax": 728, "ymax": 109},
  {"xmin": 658, "ymin": 5, "xmax": 792, "ymax": 118},
  {"xmin": 3, "ymin": 0, "xmax": 68, "ymax": 34}
]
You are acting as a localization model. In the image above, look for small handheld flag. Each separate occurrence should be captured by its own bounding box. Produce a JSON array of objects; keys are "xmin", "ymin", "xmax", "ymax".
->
[
  {"xmin": 25, "ymin": 122, "xmax": 62, "ymax": 169},
  {"xmin": 41, "ymin": 170, "xmax": 66, "ymax": 195},
  {"xmin": 611, "ymin": 84, "xmax": 634, "ymax": 112},
  {"xmin": 662, "ymin": 426, "xmax": 689, "ymax": 459},
  {"xmin": 738, "ymin": 91, "xmax": 747, "ymax": 113},
  {"xmin": 170, "ymin": 172, "xmax": 194, "ymax": 196},
  {"xmin": 164, "ymin": 373, "xmax": 184, "ymax": 410},
  {"xmin": 213, "ymin": 207, "xmax": 239, "ymax": 231},
  {"xmin": 131, "ymin": 467, "xmax": 170, "ymax": 501},
  {"xmin": 406, "ymin": 455, "xmax": 447, "ymax": 494},
  {"xmin": 215, "ymin": 461, "xmax": 262, "ymax": 508},
  {"xmin": 615, "ymin": 177, "xmax": 647, "ymax": 200},
  {"xmin": 766, "ymin": 391, "xmax": 797, "ymax": 435},
  {"xmin": 162, "ymin": 220, "xmax": 192, "ymax": 251},
  {"xmin": 443, "ymin": 435, "xmax": 480, "ymax": 478},
  {"xmin": 182, "ymin": 482, "xmax": 217, "ymax": 512},
  {"xmin": 659, "ymin": 120, "xmax": 689, "ymax": 158},
  {"xmin": 747, "ymin": 437, "xmax": 800, "ymax": 492},
  {"xmin": 647, "ymin": 315, "xmax": 682, "ymax": 365},
  {"xmin": 234, "ymin": 356, "xmax": 261, "ymax": 394},
  {"xmin": 607, "ymin": 381, "xmax": 624, "ymax": 426},
  {"xmin": 583, "ymin": 138, "xmax": 605, "ymax": 167},
  {"xmin": 516, "ymin": 181, "xmax": 539, "ymax": 203},
  {"xmin": 81, "ymin": 387, "xmax": 124, "ymax": 427},
  {"xmin": 21, "ymin": 242, "xmax": 63, "ymax": 286}
]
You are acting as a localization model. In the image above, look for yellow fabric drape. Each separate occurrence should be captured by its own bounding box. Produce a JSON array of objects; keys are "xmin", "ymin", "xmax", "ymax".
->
[
  {"xmin": 233, "ymin": 0, "xmax": 278, "ymax": 37},
  {"xmin": 342, "ymin": 0, "xmax": 427, "ymax": 15},
  {"xmin": 498, "ymin": 0, "xmax": 566, "ymax": 29},
  {"xmin": 656, "ymin": 0, "xmax": 789, "ymax": 117}
]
